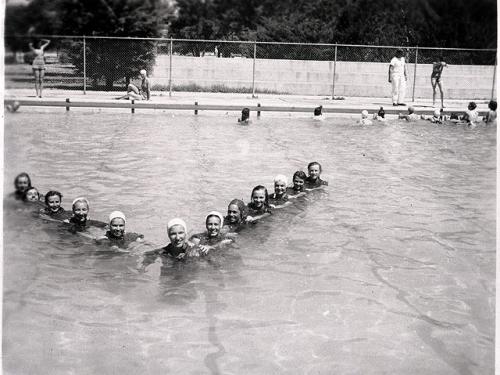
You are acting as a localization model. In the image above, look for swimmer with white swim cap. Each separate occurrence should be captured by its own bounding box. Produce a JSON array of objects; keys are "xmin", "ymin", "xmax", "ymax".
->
[
  {"xmin": 95, "ymin": 211, "xmax": 144, "ymax": 249},
  {"xmin": 359, "ymin": 110, "xmax": 373, "ymax": 125},
  {"xmin": 64, "ymin": 197, "xmax": 107, "ymax": 234},
  {"xmin": 269, "ymin": 174, "xmax": 291, "ymax": 208},
  {"xmin": 116, "ymin": 69, "xmax": 151, "ymax": 100}
]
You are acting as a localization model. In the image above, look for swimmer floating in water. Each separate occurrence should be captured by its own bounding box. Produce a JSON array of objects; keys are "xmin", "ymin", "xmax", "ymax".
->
[
  {"xmin": 12, "ymin": 172, "xmax": 32, "ymax": 200},
  {"xmin": 269, "ymin": 175, "xmax": 291, "ymax": 209},
  {"xmin": 420, "ymin": 109, "xmax": 443, "ymax": 124},
  {"xmin": 64, "ymin": 197, "xmax": 107, "ymax": 237},
  {"xmin": 39, "ymin": 190, "xmax": 72, "ymax": 221},
  {"xmin": 305, "ymin": 162, "xmax": 328, "ymax": 189},
  {"xmin": 95, "ymin": 211, "xmax": 144, "ymax": 250},
  {"xmin": 483, "ymin": 100, "xmax": 497, "ymax": 124},
  {"xmin": 246, "ymin": 185, "xmax": 272, "ymax": 222},
  {"xmin": 24, "ymin": 187, "xmax": 43, "ymax": 204},
  {"xmin": 462, "ymin": 101, "xmax": 479, "ymax": 128},
  {"xmin": 286, "ymin": 170, "xmax": 307, "ymax": 198},
  {"xmin": 190, "ymin": 211, "xmax": 233, "ymax": 254},
  {"xmin": 398, "ymin": 106, "xmax": 419, "ymax": 122},
  {"xmin": 238, "ymin": 108, "xmax": 251, "ymax": 124},
  {"xmin": 223, "ymin": 199, "xmax": 248, "ymax": 233},
  {"xmin": 359, "ymin": 110, "xmax": 373, "ymax": 125},
  {"xmin": 145, "ymin": 218, "xmax": 198, "ymax": 261},
  {"xmin": 313, "ymin": 105, "xmax": 324, "ymax": 120}
]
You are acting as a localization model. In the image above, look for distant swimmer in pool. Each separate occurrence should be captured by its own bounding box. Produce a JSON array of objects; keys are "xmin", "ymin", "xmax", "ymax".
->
[
  {"xmin": 95, "ymin": 211, "xmax": 144, "ymax": 250},
  {"xmin": 238, "ymin": 108, "xmax": 251, "ymax": 124},
  {"xmin": 359, "ymin": 110, "xmax": 373, "ymax": 125},
  {"xmin": 116, "ymin": 69, "xmax": 151, "ymax": 100},
  {"xmin": 460, "ymin": 101, "xmax": 479, "ymax": 128},
  {"xmin": 24, "ymin": 187, "xmax": 43, "ymax": 205},
  {"xmin": 420, "ymin": 109, "xmax": 443, "ymax": 124},
  {"xmin": 305, "ymin": 162, "xmax": 328, "ymax": 189},
  {"xmin": 223, "ymin": 199, "xmax": 248, "ymax": 233},
  {"xmin": 12, "ymin": 172, "xmax": 32, "ymax": 200},
  {"xmin": 269, "ymin": 175, "xmax": 291, "ymax": 209},
  {"xmin": 313, "ymin": 105, "xmax": 324, "ymax": 120},
  {"xmin": 373, "ymin": 107, "xmax": 386, "ymax": 122},
  {"xmin": 483, "ymin": 100, "xmax": 497, "ymax": 125},
  {"xmin": 64, "ymin": 197, "xmax": 107, "ymax": 236},
  {"xmin": 398, "ymin": 106, "xmax": 419, "ymax": 122},
  {"xmin": 190, "ymin": 211, "xmax": 234, "ymax": 254},
  {"xmin": 144, "ymin": 218, "xmax": 198, "ymax": 261},
  {"xmin": 29, "ymin": 38, "xmax": 50, "ymax": 98},
  {"xmin": 39, "ymin": 190, "xmax": 72, "ymax": 221},
  {"xmin": 246, "ymin": 185, "xmax": 272, "ymax": 222},
  {"xmin": 286, "ymin": 170, "xmax": 307, "ymax": 198}
]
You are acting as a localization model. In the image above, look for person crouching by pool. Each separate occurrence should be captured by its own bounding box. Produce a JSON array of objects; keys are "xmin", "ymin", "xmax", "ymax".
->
[
  {"xmin": 246, "ymin": 185, "xmax": 272, "ymax": 222},
  {"xmin": 64, "ymin": 197, "xmax": 107, "ymax": 234},
  {"xmin": 12, "ymin": 172, "xmax": 32, "ymax": 200},
  {"xmin": 39, "ymin": 190, "xmax": 72, "ymax": 221},
  {"xmin": 286, "ymin": 171, "xmax": 307, "ymax": 198},
  {"xmin": 269, "ymin": 175, "xmax": 291, "ymax": 209},
  {"xmin": 223, "ymin": 199, "xmax": 248, "ymax": 233},
  {"xmin": 238, "ymin": 108, "xmax": 251, "ymax": 124},
  {"xmin": 116, "ymin": 69, "xmax": 151, "ymax": 100},
  {"xmin": 359, "ymin": 110, "xmax": 373, "ymax": 125},
  {"xmin": 399, "ymin": 106, "xmax": 419, "ymax": 122},
  {"xmin": 190, "ymin": 211, "xmax": 233, "ymax": 254},
  {"xmin": 95, "ymin": 211, "xmax": 144, "ymax": 249},
  {"xmin": 305, "ymin": 162, "xmax": 328, "ymax": 189}
]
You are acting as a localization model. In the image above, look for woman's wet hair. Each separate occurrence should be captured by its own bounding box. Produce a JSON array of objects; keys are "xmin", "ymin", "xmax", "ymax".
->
[
  {"xmin": 250, "ymin": 185, "xmax": 269, "ymax": 206},
  {"xmin": 307, "ymin": 161, "xmax": 322, "ymax": 173},
  {"xmin": 228, "ymin": 199, "xmax": 248, "ymax": 221},
  {"xmin": 45, "ymin": 190, "xmax": 63, "ymax": 206},
  {"xmin": 488, "ymin": 100, "xmax": 497, "ymax": 111},
  {"xmin": 14, "ymin": 172, "xmax": 32, "ymax": 190},
  {"xmin": 293, "ymin": 170, "xmax": 307, "ymax": 181}
]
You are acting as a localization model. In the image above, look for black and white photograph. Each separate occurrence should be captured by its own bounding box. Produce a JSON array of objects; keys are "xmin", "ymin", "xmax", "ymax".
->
[{"xmin": 2, "ymin": 0, "xmax": 497, "ymax": 373}]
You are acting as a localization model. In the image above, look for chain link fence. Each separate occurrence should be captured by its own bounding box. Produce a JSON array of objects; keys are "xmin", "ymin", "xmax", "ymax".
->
[{"xmin": 5, "ymin": 35, "xmax": 497, "ymax": 100}]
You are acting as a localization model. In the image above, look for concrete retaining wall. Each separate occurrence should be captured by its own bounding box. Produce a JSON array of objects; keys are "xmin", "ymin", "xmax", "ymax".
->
[{"xmin": 151, "ymin": 55, "xmax": 496, "ymax": 99}]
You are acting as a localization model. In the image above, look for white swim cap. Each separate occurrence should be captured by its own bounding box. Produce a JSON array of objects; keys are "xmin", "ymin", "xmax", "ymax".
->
[
  {"xmin": 109, "ymin": 211, "xmax": 126, "ymax": 224},
  {"xmin": 361, "ymin": 110, "xmax": 368, "ymax": 118},
  {"xmin": 140, "ymin": 69, "xmax": 147, "ymax": 75},
  {"xmin": 206, "ymin": 211, "xmax": 224, "ymax": 225},
  {"xmin": 72, "ymin": 197, "xmax": 89, "ymax": 208},
  {"xmin": 274, "ymin": 174, "xmax": 288, "ymax": 185},
  {"xmin": 433, "ymin": 109, "xmax": 441, "ymax": 117},
  {"xmin": 167, "ymin": 218, "xmax": 187, "ymax": 233}
]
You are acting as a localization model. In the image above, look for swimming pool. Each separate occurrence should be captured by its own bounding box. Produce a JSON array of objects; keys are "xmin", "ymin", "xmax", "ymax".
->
[{"xmin": 3, "ymin": 110, "xmax": 496, "ymax": 374}]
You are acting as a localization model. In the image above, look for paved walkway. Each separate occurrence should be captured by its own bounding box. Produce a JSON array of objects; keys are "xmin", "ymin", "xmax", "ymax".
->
[{"xmin": 4, "ymin": 88, "xmax": 491, "ymax": 115}]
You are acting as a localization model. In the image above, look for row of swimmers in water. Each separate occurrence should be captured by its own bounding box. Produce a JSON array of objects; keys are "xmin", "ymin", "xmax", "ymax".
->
[{"xmin": 11, "ymin": 162, "xmax": 328, "ymax": 257}]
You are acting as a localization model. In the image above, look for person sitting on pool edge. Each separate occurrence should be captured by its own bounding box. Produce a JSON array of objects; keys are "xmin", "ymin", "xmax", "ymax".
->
[
  {"xmin": 305, "ymin": 162, "xmax": 328, "ymax": 189},
  {"xmin": 116, "ymin": 69, "xmax": 151, "ymax": 101},
  {"xmin": 12, "ymin": 172, "xmax": 32, "ymax": 200},
  {"xmin": 39, "ymin": 190, "xmax": 72, "ymax": 221},
  {"xmin": 399, "ymin": 106, "xmax": 419, "ymax": 122},
  {"xmin": 483, "ymin": 100, "xmax": 497, "ymax": 124},
  {"xmin": 246, "ymin": 185, "xmax": 272, "ymax": 222},
  {"xmin": 269, "ymin": 174, "xmax": 291, "ymax": 209},
  {"xmin": 238, "ymin": 108, "xmax": 251, "ymax": 124},
  {"xmin": 286, "ymin": 170, "xmax": 307, "ymax": 198},
  {"xmin": 223, "ymin": 199, "xmax": 248, "ymax": 233},
  {"xmin": 190, "ymin": 211, "xmax": 234, "ymax": 254},
  {"xmin": 95, "ymin": 211, "xmax": 144, "ymax": 250}
]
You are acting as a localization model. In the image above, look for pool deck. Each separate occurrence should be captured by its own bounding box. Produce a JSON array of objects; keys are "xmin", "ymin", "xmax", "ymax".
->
[{"xmin": 4, "ymin": 88, "xmax": 492, "ymax": 116}]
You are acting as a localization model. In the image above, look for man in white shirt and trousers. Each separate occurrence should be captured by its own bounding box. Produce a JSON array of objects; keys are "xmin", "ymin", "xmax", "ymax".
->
[{"xmin": 388, "ymin": 49, "xmax": 408, "ymax": 106}]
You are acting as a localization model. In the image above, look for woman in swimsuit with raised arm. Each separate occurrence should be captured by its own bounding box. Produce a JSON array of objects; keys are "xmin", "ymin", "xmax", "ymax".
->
[
  {"xmin": 29, "ymin": 39, "xmax": 50, "ymax": 98},
  {"xmin": 431, "ymin": 56, "xmax": 447, "ymax": 108}
]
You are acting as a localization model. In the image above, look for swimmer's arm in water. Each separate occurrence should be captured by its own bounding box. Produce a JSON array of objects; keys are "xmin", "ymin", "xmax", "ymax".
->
[
  {"xmin": 287, "ymin": 192, "xmax": 307, "ymax": 199},
  {"xmin": 246, "ymin": 212, "xmax": 271, "ymax": 223},
  {"xmin": 269, "ymin": 201, "xmax": 292, "ymax": 209}
]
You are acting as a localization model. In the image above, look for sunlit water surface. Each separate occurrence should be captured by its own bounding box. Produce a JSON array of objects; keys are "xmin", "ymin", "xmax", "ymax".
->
[{"xmin": 3, "ymin": 110, "xmax": 496, "ymax": 374}]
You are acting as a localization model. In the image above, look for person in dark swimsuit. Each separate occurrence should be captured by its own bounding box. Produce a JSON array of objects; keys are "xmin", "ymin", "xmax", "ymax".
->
[
  {"xmin": 39, "ymin": 190, "xmax": 72, "ymax": 221},
  {"xmin": 64, "ymin": 197, "xmax": 107, "ymax": 235},
  {"xmin": 95, "ymin": 211, "xmax": 144, "ymax": 250},
  {"xmin": 223, "ymin": 199, "xmax": 248, "ymax": 232},
  {"xmin": 304, "ymin": 161, "xmax": 328, "ymax": 189},
  {"xmin": 431, "ymin": 56, "xmax": 447, "ymax": 108},
  {"xmin": 116, "ymin": 69, "xmax": 151, "ymax": 100},
  {"xmin": 269, "ymin": 174, "xmax": 291, "ymax": 208},
  {"xmin": 246, "ymin": 185, "xmax": 272, "ymax": 222},
  {"xmin": 190, "ymin": 211, "xmax": 233, "ymax": 253},
  {"xmin": 12, "ymin": 172, "xmax": 32, "ymax": 200},
  {"xmin": 286, "ymin": 170, "xmax": 307, "ymax": 198}
]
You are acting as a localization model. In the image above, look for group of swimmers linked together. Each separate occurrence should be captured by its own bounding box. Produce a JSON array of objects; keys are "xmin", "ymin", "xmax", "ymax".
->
[{"xmin": 10, "ymin": 162, "xmax": 328, "ymax": 260}]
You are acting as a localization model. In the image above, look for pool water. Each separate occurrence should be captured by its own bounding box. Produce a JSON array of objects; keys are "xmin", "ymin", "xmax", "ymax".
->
[{"xmin": 3, "ymin": 110, "xmax": 496, "ymax": 374}]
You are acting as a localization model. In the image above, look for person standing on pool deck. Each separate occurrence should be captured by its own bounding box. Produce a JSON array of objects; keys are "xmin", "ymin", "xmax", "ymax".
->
[
  {"xmin": 431, "ymin": 57, "xmax": 447, "ymax": 108},
  {"xmin": 388, "ymin": 49, "xmax": 407, "ymax": 106},
  {"xmin": 117, "ymin": 69, "xmax": 151, "ymax": 100},
  {"xmin": 29, "ymin": 39, "xmax": 50, "ymax": 98}
]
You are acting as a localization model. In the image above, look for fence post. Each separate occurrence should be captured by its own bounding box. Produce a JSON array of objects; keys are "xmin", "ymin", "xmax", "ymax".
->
[
  {"xmin": 331, "ymin": 44, "xmax": 337, "ymax": 100},
  {"xmin": 83, "ymin": 36, "xmax": 86, "ymax": 95},
  {"xmin": 412, "ymin": 46, "xmax": 418, "ymax": 103},
  {"xmin": 169, "ymin": 37, "xmax": 173, "ymax": 97},
  {"xmin": 252, "ymin": 41, "xmax": 257, "ymax": 98},
  {"xmin": 491, "ymin": 54, "xmax": 497, "ymax": 100}
]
